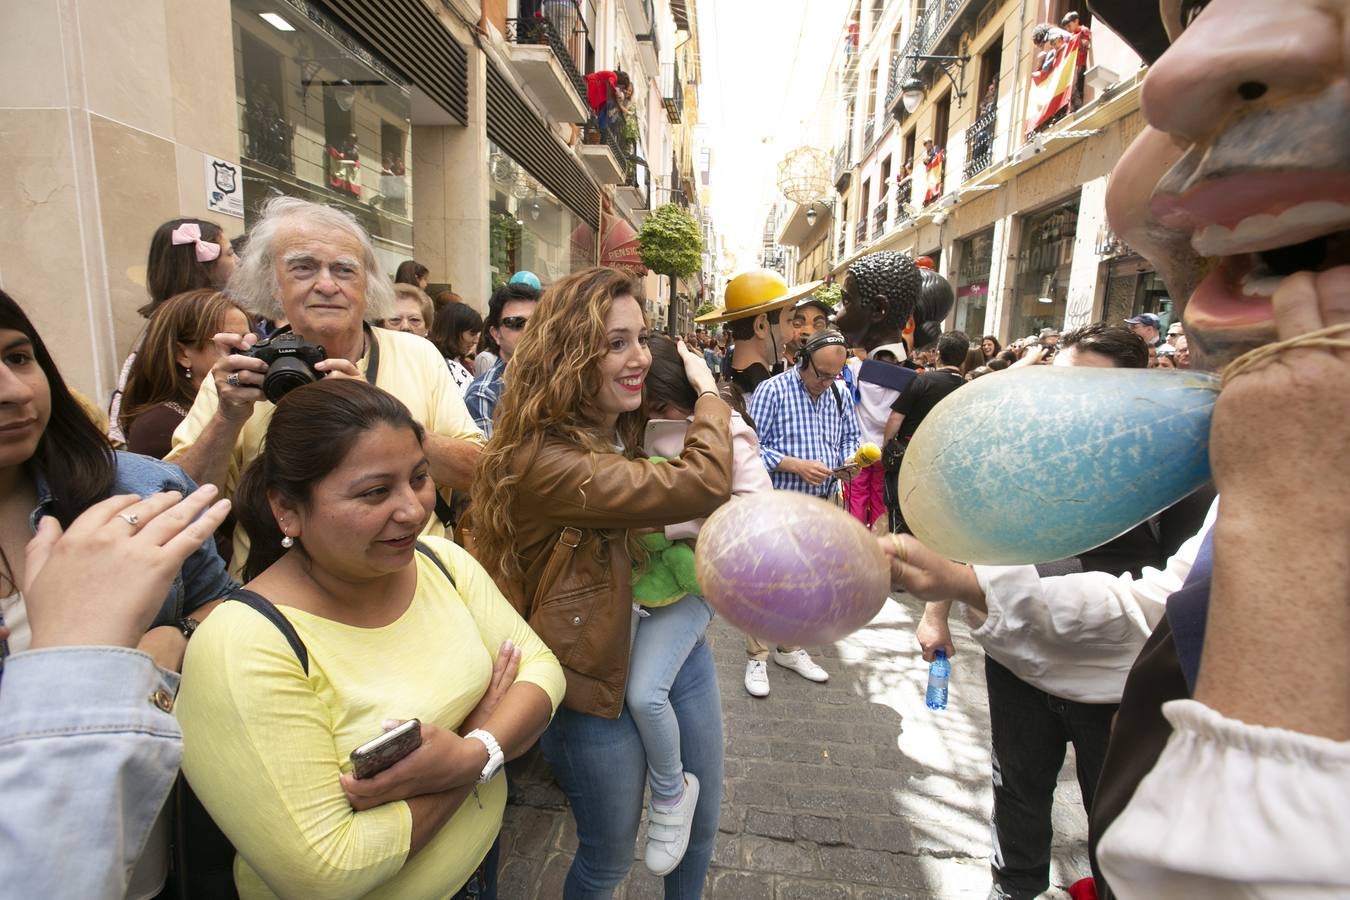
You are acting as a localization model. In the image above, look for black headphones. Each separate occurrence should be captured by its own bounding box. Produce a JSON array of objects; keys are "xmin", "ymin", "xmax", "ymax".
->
[{"xmin": 798, "ymin": 330, "xmax": 849, "ymax": 369}]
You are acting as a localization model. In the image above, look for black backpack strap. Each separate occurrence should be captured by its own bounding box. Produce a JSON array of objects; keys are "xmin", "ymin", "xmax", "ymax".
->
[
  {"xmin": 415, "ymin": 540, "xmax": 457, "ymax": 590},
  {"xmin": 227, "ymin": 588, "xmax": 309, "ymax": 675}
]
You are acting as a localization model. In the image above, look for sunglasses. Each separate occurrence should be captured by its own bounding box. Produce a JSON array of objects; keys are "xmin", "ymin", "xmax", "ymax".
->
[{"xmin": 499, "ymin": 316, "xmax": 530, "ymax": 331}]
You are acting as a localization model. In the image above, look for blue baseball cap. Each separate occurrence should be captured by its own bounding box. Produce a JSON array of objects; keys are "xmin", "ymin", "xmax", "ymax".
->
[
  {"xmin": 1124, "ymin": 313, "xmax": 1161, "ymax": 329},
  {"xmin": 509, "ymin": 271, "xmax": 541, "ymax": 291}
]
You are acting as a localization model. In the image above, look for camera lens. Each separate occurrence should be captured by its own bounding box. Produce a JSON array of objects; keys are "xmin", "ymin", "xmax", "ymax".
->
[{"xmin": 262, "ymin": 357, "xmax": 319, "ymax": 402}]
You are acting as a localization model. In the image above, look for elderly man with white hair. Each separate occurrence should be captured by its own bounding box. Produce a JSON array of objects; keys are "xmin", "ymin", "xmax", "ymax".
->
[{"xmin": 168, "ymin": 197, "xmax": 484, "ymax": 573}]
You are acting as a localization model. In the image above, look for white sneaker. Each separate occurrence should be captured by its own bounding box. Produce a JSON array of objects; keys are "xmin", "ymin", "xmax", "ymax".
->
[
  {"xmin": 744, "ymin": 659, "xmax": 770, "ymax": 697},
  {"xmin": 772, "ymin": 648, "xmax": 829, "ymax": 683},
  {"xmin": 644, "ymin": 772, "xmax": 700, "ymax": 876}
]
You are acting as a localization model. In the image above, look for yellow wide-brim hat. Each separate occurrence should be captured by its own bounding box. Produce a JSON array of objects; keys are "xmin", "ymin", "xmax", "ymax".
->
[{"xmin": 696, "ymin": 272, "xmax": 825, "ymax": 324}]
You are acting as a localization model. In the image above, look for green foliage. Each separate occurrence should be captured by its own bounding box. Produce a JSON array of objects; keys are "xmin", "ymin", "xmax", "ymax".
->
[
  {"xmin": 695, "ymin": 301, "xmax": 717, "ymax": 318},
  {"xmin": 813, "ymin": 281, "xmax": 843, "ymax": 308},
  {"xmin": 638, "ymin": 204, "xmax": 703, "ymax": 279}
]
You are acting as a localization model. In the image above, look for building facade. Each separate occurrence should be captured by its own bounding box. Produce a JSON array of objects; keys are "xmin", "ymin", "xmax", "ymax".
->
[
  {"xmin": 1, "ymin": 0, "xmax": 709, "ymax": 401},
  {"xmin": 778, "ymin": 0, "xmax": 1170, "ymax": 345}
]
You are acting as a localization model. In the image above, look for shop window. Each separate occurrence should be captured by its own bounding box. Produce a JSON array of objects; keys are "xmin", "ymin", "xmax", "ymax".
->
[
  {"xmin": 231, "ymin": 0, "xmax": 414, "ymax": 263},
  {"xmin": 240, "ymin": 31, "xmax": 293, "ymax": 174},
  {"xmin": 954, "ymin": 228, "xmax": 995, "ymax": 336},
  {"xmin": 1011, "ymin": 197, "xmax": 1080, "ymax": 339},
  {"xmin": 488, "ymin": 142, "xmax": 594, "ymax": 287}
]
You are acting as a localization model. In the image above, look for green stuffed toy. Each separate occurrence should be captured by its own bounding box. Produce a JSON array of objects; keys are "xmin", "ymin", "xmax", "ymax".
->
[{"xmin": 632, "ymin": 457, "xmax": 702, "ymax": 608}]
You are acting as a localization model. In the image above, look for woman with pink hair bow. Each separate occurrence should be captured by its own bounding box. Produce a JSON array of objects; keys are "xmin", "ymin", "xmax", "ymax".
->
[{"xmin": 109, "ymin": 219, "xmax": 239, "ymax": 444}]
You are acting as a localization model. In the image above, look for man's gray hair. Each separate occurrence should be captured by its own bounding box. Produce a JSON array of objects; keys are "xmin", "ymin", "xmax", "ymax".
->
[{"xmin": 227, "ymin": 196, "xmax": 395, "ymax": 322}]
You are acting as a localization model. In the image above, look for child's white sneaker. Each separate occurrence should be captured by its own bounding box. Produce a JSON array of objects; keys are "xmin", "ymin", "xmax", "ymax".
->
[{"xmin": 643, "ymin": 772, "xmax": 700, "ymax": 876}]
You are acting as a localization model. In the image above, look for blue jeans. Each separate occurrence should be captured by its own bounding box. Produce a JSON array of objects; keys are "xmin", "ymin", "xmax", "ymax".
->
[
  {"xmin": 540, "ymin": 637, "xmax": 723, "ymax": 899},
  {"xmin": 626, "ymin": 595, "xmax": 714, "ymax": 804}
]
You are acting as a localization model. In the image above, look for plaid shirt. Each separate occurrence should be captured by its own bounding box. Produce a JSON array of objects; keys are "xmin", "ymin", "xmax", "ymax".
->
[
  {"xmin": 748, "ymin": 367, "xmax": 862, "ymax": 497},
  {"xmin": 464, "ymin": 360, "xmax": 506, "ymax": 439}
]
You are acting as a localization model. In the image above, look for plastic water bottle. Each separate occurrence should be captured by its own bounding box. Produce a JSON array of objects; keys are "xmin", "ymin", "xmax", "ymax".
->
[{"xmin": 926, "ymin": 649, "xmax": 950, "ymax": 710}]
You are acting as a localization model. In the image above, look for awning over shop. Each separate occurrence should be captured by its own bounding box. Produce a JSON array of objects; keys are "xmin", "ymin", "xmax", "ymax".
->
[{"xmin": 601, "ymin": 216, "xmax": 647, "ymax": 275}]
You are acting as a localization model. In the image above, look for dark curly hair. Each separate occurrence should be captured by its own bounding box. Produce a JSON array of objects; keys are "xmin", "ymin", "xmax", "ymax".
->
[{"xmin": 846, "ymin": 252, "xmax": 921, "ymax": 332}]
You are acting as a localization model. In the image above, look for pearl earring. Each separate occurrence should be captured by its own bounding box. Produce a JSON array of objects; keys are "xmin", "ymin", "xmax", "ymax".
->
[
  {"xmin": 183, "ymin": 366, "xmax": 192, "ymax": 381},
  {"xmin": 281, "ymin": 535, "xmax": 295, "ymax": 549}
]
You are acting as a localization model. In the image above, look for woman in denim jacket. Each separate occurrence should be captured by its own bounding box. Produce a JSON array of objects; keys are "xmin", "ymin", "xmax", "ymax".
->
[
  {"xmin": 0, "ymin": 289, "xmax": 236, "ymax": 898},
  {"xmin": 0, "ymin": 292, "xmax": 236, "ymax": 677}
]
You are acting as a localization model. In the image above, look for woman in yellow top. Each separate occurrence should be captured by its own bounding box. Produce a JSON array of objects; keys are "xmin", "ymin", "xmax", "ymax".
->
[{"xmin": 177, "ymin": 378, "xmax": 564, "ymax": 899}]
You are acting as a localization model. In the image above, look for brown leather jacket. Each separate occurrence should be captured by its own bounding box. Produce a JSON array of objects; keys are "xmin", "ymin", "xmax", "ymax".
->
[{"xmin": 501, "ymin": 395, "xmax": 733, "ymax": 718}]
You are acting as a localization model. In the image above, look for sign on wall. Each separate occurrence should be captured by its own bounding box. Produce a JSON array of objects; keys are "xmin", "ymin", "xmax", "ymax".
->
[{"xmin": 205, "ymin": 156, "xmax": 244, "ymax": 218}]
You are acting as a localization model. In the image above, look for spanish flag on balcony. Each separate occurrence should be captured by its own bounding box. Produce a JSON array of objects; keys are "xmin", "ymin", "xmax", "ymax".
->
[
  {"xmin": 922, "ymin": 149, "xmax": 945, "ymax": 206},
  {"xmin": 1024, "ymin": 32, "xmax": 1084, "ymax": 135}
]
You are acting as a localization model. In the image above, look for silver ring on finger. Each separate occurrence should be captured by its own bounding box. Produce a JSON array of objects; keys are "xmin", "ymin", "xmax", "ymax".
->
[
  {"xmin": 225, "ymin": 372, "xmax": 240, "ymax": 387},
  {"xmin": 117, "ymin": 512, "xmax": 140, "ymax": 527}
]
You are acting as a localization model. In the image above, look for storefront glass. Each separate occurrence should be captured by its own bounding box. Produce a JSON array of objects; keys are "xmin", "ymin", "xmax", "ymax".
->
[
  {"xmin": 953, "ymin": 228, "xmax": 994, "ymax": 336},
  {"xmin": 1011, "ymin": 196, "xmax": 1080, "ymax": 339},
  {"xmin": 1104, "ymin": 260, "xmax": 1176, "ymax": 331},
  {"xmin": 230, "ymin": 0, "xmax": 414, "ymax": 273},
  {"xmin": 488, "ymin": 143, "xmax": 595, "ymax": 288}
]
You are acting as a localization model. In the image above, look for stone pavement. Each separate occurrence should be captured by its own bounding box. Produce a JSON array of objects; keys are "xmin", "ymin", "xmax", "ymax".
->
[{"xmin": 498, "ymin": 594, "xmax": 1091, "ymax": 899}]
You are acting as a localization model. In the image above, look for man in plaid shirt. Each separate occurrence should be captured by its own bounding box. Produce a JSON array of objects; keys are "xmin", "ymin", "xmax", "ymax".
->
[
  {"xmin": 464, "ymin": 282, "xmax": 539, "ymax": 437},
  {"xmin": 740, "ymin": 330, "xmax": 863, "ymax": 698},
  {"xmin": 748, "ymin": 330, "xmax": 863, "ymax": 497}
]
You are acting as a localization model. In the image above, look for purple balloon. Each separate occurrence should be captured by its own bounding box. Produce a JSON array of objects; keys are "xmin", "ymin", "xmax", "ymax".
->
[{"xmin": 695, "ymin": 491, "xmax": 891, "ymax": 646}]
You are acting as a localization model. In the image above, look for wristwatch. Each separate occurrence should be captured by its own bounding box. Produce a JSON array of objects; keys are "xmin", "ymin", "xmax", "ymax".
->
[
  {"xmin": 465, "ymin": 728, "xmax": 504, "ymax": 784},
  {"xmin": 177, "ymin": 616, "xmax": 200, "ymax": 640}
]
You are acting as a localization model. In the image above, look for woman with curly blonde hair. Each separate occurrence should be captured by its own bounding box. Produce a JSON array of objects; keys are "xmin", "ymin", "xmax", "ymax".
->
[{"xmin": 472, "ymin": 266, "xmax": 732, "ymax": 898}]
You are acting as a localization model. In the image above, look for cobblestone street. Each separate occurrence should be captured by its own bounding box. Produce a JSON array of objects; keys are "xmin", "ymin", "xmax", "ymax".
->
[{"xmin": 499, "ymin": 594, "xmax": 1090, "ymax": 899}]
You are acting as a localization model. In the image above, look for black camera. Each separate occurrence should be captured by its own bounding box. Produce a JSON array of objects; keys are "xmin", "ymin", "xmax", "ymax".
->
[{"xmin": 243, "ymin": 333, "xmax": 327, "ymax": 402}]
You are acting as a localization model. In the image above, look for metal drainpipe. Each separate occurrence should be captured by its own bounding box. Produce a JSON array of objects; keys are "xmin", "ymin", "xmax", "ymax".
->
[{"xmin": 1006, "ymin": 0, "xmax": 1030, "ymax": 161}]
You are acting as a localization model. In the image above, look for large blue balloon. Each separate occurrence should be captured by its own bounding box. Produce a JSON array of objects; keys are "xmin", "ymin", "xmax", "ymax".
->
[{"xmin": 897, "ymin": 368, "xmax": 1220, "ymax": 564}]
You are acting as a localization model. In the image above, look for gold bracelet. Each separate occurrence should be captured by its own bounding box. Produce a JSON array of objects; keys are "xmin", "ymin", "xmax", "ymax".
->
[{"xmin": 1222, "ymin": 323, "xmax": 1350, "ymax": 387}]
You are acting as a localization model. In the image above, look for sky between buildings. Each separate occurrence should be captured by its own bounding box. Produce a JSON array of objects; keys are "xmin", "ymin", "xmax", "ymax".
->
[{"xmin": 698, "ymin": 0, "xmax": 844, "ymax": 282}]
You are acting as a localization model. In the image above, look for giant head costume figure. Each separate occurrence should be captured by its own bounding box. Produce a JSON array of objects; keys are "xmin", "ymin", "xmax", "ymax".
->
[
  {"xmin": 836, "ymin": 251, "xmax": 955, "ymax": 354},
  {"xmin": 1094, "ymin": 0, "xmax": 1350, "ymax": 372}
]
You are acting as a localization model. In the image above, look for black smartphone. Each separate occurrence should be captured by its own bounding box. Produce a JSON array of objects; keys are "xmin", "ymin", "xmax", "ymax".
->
[{"xmin": 350, "ymin": 718, "xmax": 422, "ymax": 780}]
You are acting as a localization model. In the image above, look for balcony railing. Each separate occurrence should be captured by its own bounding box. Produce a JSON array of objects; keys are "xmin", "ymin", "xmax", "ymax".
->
[
  {"xmin": 863, "ymin": 119, "xmax": 877, "ymax": 154},
  {"xmin": 873, "ymin": 199, "xmax": 888, "ymax": 237},
  {"xmin": 833, "ymin": 140, "xmax": 853, "ymax": 189},
  {"xmin": 243, "ymin": 100, "xmax": 296, "ymax": 174},
  {"xmin": 855, "ymin": 218, "xmax": 868, "ymax": 245},
  {"xmin": 837, "ymin": 230, "xmax": 847, "ymax": 261},
  {"xmin": 635, "ymin": 0, "xmax": 659, "ymax": 55},
  {"xmin": 506, "ymin": 0, "xmax": 590, "ymax": 106},
  {"xmin": 896, "ymin": 176, "xmax": 913, "ymax": 211},
  {"xmin": 661, "ymin": 61, "xmax": 684, "ymax": 124},
  {"xmin": 624, "ymin": 161, "xmax": 651, "ymax": 210},
  {"xmin": 584, "ymin": 107, "xmax": 631, "ymax": 168},
  {"xmin": 885, "ymin": 0, "xmax": 973, "ymax": 113},
  {"xmin": 963, "ymin": 105, "xmax": 997, "ymax": 180}
]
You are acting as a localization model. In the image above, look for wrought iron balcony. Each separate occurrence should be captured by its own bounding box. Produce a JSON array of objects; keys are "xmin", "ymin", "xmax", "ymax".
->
[
  {"xmin": 661, "ymin": 61, "xmax": 684, "ymax": 124},
  {"xmin": 855, "ymin": 218, "xmax": 868, "ymax": 245},
  {"xmin": 963, "ymin": 105, "xmax": 997, "ymax": 180},
  {"xmin": 885, "ymin": 0, "xmax": 978, "ymax": 114},
  {"xmin": 873, "ymin": 198, "xmax": 888, "ymax": 237},
  {"xmin": 243, "ymin": 101, "xmax": 295, "ymax": 174},
  {"xmin": 896, "ymin": 176, "xmax": 913, "ymax": 211},
  {"xmin": 837, "ymin": 231, "xmax": 847, "ymax": 261},
  {"xmin": 579, "ymin": 108, "xmax": 632, "ymax": 184},
  {"xmin": 863, "ymin": 120, "xmax": 876, "ymax": 154},
  {"xmin": 506, "ymin": 0, "xmax": 590, "ymax": 112},
  {"xmin": 833, "ymin": 141, "xmax": 853, "ymax": 191}
]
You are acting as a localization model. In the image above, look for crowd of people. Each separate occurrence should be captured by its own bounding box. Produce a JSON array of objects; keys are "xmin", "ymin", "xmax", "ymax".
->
[{"xmin": 1, "ymin": 1, "xmax": 1346, "ymax": 898}]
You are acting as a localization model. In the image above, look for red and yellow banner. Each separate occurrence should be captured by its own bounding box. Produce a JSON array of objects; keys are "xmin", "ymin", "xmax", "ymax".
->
[{"xmin": 1024, "ymin": 32, "xmax": 1084, "ymax": 135}]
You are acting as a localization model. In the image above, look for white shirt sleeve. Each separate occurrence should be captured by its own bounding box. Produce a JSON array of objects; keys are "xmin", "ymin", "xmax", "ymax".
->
[
  {"xmin": 1098, "ymin": 699, "xmax": 1350, "ymax": 899},
  {"xmin": 962, "ymin": 498, "xmax": 1219, "ymax": 703}
]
